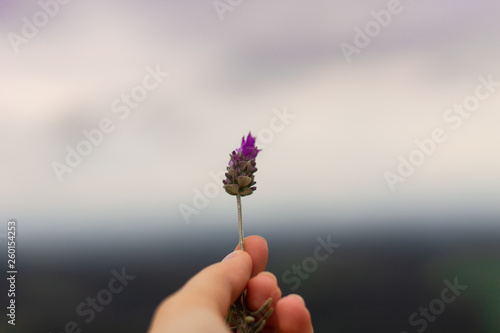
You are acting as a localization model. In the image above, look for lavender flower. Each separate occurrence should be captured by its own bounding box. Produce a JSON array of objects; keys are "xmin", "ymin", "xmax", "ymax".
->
[
  {"xmin": 223, "ymin": 133, "xmax": 260, "ymax": 197},
  {"xmin": 223, "ymin": 133, "xmax": 272, "ymax": 333}
]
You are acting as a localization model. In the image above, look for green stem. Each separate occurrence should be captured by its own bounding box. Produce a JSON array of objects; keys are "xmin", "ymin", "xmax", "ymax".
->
[{"xmin": 236, "ymin": 193, "xmax": 244, "ymax": 251}]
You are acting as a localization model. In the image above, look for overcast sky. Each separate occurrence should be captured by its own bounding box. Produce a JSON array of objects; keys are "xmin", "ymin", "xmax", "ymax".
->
[{"xmin": 1, "ymin": 0, "xmax": 499, "ymax": 241}]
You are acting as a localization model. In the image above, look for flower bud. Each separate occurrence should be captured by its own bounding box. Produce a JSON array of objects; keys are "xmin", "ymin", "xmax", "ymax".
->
[{"xmin": 223, "ymin": 132, "xmax": 260, "ymax": 196}]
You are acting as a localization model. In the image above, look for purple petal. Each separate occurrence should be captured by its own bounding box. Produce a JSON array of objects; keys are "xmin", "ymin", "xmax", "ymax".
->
[
  {"xmin": 242, "ymin": 133, "xmax": 256, "ymax": 148},
  {"xmin": 228, "ymin": 132, "xmax": 260, "ymax": 166}
]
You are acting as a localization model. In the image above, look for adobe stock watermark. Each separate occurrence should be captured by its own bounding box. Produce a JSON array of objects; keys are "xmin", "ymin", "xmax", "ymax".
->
[
  {"xmin": 340, "ymin": 0, "xmax": 410, "ymax": 63},
  {"xmin": 400, "ymin": 277, "xmax": 467, "ymax": 333},
  {"xmin": 6, "ymin": 219, "xmax": 17, "ymax": 326},
  {"xmin": 178, "ymin": 106, "xmax": 296, "ymax": 224},
  {"xmin": 48, "ymin": 267, "xmax": 135, "ymax": 333},
  {"xmin": 281, "ymin": 235, "xmax": 340, "ymax": 291},
  {"xmin": 7, "ymin": 0, "xmax": 73, "ymax": 54},
  {"xmin": 51, "ymin": 64, "xmax": 169, "ymax": 182},
  {"xmin": 213, "ymin": 0, "xmax": 243, "ymax": 21},
  {"xmin": 385, "ymin": 74, "xmax": 499, "ymax": 192}
]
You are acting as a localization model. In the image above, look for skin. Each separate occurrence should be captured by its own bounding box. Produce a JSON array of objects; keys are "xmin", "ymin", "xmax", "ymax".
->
[{"xmin": 147, "ymin": 235, "xmax": 314, "ymax": 333}]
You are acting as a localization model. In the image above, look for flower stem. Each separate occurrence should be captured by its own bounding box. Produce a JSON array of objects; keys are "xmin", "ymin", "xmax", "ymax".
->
[{"xmin": 236, "ymin": 193, "xmax": 244, "ymax": 251}]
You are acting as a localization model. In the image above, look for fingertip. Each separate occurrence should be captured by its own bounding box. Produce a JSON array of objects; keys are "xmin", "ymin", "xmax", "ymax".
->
[
  {"xmin": 246, "ymin": 271, "xmax": 282, "ymax": 328},
  {"xmin": 276, "ymin": 294, "xmax": 313, "ymax": 333},
  {"xmin": 247, "ymin": 271, "xmax": 281, "ymax": 309},
  {"xmin": 287, "ymin": 294, "xmax": 306, "ymax": 306},
  {"xmin": 250, "ymin": 234, "xmax": 269, "ymax": 246},
  {"xmin": 234, "ymin": 235, "xmax": 269, "ymax": 276},
  {"xmin": 258, "ymin": 271, "xmax": 278, "ymax": 283}
]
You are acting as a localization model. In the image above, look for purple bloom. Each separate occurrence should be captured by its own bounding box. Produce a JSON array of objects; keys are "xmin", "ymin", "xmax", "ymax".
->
[
  {"xmin": 229, "ymin": 133, "xmax": 260, "ymax": 166},
  {"xmin": 223, "ymin": 132, "xmax": 260, "ymax": 196},
  {"xmin": 238, "ymin": 133, "xmax": 260, "ymax": 159}
]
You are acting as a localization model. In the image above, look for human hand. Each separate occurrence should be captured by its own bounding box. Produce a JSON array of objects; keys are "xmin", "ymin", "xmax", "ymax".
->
[{"xmin": 147, "ymin": 235, "xmax": 314, "ymax": 333}]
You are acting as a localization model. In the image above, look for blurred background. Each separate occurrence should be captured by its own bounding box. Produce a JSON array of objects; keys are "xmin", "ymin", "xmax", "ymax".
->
[{"xmin": 1, "ymin": 0, "xmax": 499, "ymax": 332}]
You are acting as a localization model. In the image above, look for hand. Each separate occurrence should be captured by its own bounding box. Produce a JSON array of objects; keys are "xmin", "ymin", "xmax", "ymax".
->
[{"xmin": 147, "ymin": 235, "xmax": 314, "ymax": 333}]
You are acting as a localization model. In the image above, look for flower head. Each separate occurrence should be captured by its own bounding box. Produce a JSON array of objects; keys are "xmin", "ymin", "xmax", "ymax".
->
[
  {"xmin": 237, "ymin": 133, "xmax": 260, "ymax": 159},
  {"xmin": 223, "ymin": 132, "xmax": 260, "ymax": 196}
]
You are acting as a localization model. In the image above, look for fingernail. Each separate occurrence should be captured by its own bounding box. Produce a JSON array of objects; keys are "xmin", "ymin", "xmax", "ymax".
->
[{"xmin": 222, "ymin": 250, "xmax": 243, "ymax": 262}]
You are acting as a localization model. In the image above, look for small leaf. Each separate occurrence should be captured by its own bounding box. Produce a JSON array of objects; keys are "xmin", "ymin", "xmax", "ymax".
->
[
  {"xmin": 237, "ymin": 176, "xmax": 252, "ymax": 188},
  {"xmin": 224, "ymin": 184, "xmax": 239, "ymax": 196},
  {"xmin": 239, "ymin": 187, "xmax": 253, "ymax": 196}
]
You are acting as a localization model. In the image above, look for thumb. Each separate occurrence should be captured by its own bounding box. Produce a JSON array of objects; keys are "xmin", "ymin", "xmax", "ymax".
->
[
  {"xmin": 148, "ymin": 250, "xmax": 253, "ymax": 333},
  {"xmin": 177, "ymin": 250, "xmax": 252, "ymax": 317}
]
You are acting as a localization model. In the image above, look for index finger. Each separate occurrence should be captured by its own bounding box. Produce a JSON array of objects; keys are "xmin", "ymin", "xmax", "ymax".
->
[{"xmin": 235, "ymin": 235, "xmax": 268, "ymax": 277}]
